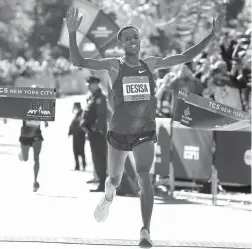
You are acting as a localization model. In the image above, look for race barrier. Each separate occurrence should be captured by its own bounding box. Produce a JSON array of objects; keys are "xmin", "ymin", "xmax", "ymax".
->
[
  {"xmin": 214, "ymin": 129, "xmax": 251, "ymax": 185},
  {"xmin": 0, "ymin": 86, "xmax": 56, "ymax": 121},
  {"xmin": 152, "ymin": 118, "xmax": 251, "ymax": 185},
  {"xmin": 158, "ymin": 89, "xmax": 251, "ymax": 204},
  {"xmin": 155, "ymin": 118, "xmax": 251, "ymax": 205}
]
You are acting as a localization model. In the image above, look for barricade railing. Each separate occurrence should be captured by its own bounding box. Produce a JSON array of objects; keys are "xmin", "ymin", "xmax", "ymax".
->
[{"xmin": 158, "ymin": 118, "xmax": 251, "ymax": 206}]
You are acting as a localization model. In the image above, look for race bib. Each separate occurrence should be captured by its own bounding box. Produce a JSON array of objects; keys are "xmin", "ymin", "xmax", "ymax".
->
[
  {"xmin": 25, "ymin": 120, "xmax": 41, "ymax": 128},
  {"xmin": 122, "ymin": 76, "xmax": 150, "ymax": 102}
]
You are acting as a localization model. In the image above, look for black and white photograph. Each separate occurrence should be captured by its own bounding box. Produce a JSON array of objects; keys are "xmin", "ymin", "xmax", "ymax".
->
[{"xmin": 0, "ymin": 0, "xmax": 251, "ymax": 248}]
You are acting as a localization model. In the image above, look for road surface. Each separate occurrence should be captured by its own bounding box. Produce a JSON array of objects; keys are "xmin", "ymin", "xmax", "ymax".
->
[{"xmin": 0, "ymin": 96, "xmax": 251, "ymax": 249}]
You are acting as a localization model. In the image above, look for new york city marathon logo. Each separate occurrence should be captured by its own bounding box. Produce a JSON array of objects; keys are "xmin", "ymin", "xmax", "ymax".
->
[{"xmin": 27, "ymin": 100, "xmax": 51, "ymax": 117}]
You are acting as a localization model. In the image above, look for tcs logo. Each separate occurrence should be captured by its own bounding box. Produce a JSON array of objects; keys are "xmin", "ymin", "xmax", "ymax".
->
[{"xmin": 209, "ymin": 102, "xmax": 220, "ymax": 110}]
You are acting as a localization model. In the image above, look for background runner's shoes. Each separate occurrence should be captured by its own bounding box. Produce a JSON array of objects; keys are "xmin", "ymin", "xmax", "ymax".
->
[
  {"xmin": 18, "ymin": 153, "xmax": 24, "ymax": 161},
  {"xmin": 86, "ymin": 178, "xmax": 99, "ymax": 184},
  {"xmin": 94, "ymin": 189, "xmax": 116, "ymax": 222},
  {"xmin": 33, "ymin": 182, "xmax": 40, "ymax": 192},
  {"xmin": 139, "ymin": 228, "xmax": 153, "ymax": 248}
]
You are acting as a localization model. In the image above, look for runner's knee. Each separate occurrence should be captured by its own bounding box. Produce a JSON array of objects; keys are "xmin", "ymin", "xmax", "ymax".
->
[
  {"xmin": 108, "ymin": 175, "xmax": 121, "ymax": 188},
  {"xmin": 22, "ymin": 152, "xmax": 29, "ymax": 161},
  {"xmin": 33, "ymin": 154, "xmax": 40, "ymax": 163},
  {"xmin": 21, "ymin": 146, "xmax": 29, "ymax": 161},
  {"xmin": 136, "ymin": 163, "xmax": 152, "ymax": 174},
  {"xmin": 33, "ymin": 141, "xmax": 42, "ymax": 163},
  {"xmin": 137, "ymin": 172, "xmax": 152, "ymax": 189},
  {"xmin": 107, "ymin": 144, "xmax": 128, "ymax": 188},
  {"xmin": 136, "ymin": 161, "xmax": 153, "ymax": 189}
]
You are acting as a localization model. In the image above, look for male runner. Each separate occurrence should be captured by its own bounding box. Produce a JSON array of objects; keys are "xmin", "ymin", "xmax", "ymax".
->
[
  {"xmin": 19, "ymin": 119, "xmax": 48, "ymax": 192},
  {"xmin": 66, "ymin": 6, "xmax": 225, "ymax": 247},
  {"xmin": 19, "ymin": 86, "xmax": 48, "ymax": 192}
]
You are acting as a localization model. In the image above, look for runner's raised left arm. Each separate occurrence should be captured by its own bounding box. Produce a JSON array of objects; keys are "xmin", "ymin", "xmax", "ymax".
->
[{"xmin": 145, "ymin": 11, "xmax": 226, "ymax": 71}]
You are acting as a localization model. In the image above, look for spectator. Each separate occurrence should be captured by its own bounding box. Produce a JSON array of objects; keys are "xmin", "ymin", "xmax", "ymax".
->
[
  {"xmin": 205, "ymin": 60, "xmax": 243, "ymax": 110},
  {"xmin": 168, "ymin": 64, "xmax": 204, "ymax": 117},
  {"xmin": 68, "ymin": 102, "xmax": 86, "ymax": 171},
  {"xmin": 80, "ymin": 76, "xmax": 107, "ymax": 192}
]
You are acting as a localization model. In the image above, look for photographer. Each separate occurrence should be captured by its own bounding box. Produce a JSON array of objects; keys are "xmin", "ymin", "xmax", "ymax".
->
[
  {"xmin": 230, "ymin": 60, "xmax": 251, "ymax": 111},
  {"xmin": 205, "ymin": 60, "xmax": 243, "ymax": 109},
  {"xmin": 219, "ymin": 34, "xmax": 236, "ymax": 70},
  {"xmin": 229, "ymin": 33, "xmax": 251, "ymax": 110},
  {"xmin": 164, "ymin": 63, "xmax": 204, "ymax": 117}
]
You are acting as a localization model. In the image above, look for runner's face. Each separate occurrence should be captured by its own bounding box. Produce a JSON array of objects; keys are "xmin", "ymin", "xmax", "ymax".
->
[{"xmin": 120, "ymin": 28, "xmax": 140, "ymax": 55}]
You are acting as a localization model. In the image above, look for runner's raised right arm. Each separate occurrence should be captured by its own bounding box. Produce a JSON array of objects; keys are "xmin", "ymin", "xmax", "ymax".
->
[{"xmin": 66, "ymin": 6, "xmax": 112, "ymax": 71}]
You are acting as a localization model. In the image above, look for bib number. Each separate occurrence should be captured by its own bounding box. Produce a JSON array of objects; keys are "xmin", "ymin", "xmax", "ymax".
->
[{"xmin": 122, "ymin": 76, "xmax": 150, "ymax": 102}]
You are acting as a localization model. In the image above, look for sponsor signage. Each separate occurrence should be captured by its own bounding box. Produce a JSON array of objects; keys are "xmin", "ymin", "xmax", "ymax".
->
[
  {"xmin": 174, "ymin": 89, "xmax": 251, "ymax": 130},
  {"xmin": 0, "ymin": 86, "xmax": 56, "ymax": 121}
]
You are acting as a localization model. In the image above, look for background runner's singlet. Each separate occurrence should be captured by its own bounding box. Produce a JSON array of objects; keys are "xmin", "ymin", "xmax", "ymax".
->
[
  {"xmin": 20, "ymin": 120, "xmax": 42, "ymax": 138},
  {"xmin": 109, "ymin": 58, "xmax": 156, "ymax": 134}
]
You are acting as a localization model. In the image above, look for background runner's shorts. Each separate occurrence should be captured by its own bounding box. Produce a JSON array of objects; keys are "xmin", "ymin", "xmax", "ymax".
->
[
  {"xmin": 19, "ymin": 136, "xmax": 43, "ymax": 146},
  {"xmin": 107, "ymin": 130, "xmax": 157, "ymax": 151}
]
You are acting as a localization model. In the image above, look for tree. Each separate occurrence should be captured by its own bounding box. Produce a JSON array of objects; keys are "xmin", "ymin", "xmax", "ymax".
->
[
  {"xmin": 87, "ymin": 0, "xmax": 224, "ymax": 56},
  {"xmin": 27, "ymin": 0, "xmax": 71, "ymax": 59},
  {"xmin": 88, "ymin": 0, "xmax": 249, "ymax": 56},
  {"xmin": 0, "ymin": 0, "xmax": 72, "ymax": 60},
  {"xmin": 0, "ymin": 0, "xmax": 35, "ymax": 58}
]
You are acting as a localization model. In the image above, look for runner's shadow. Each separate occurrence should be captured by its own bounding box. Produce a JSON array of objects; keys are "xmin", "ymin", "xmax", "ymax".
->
[{"xmin": 154, "ymin": 195, "xmax": 196, "ymax": 205}]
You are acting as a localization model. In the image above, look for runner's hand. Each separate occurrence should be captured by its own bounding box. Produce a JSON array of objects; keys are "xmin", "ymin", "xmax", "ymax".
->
[{"xmin": 66, "ymin": 6, "xmax": 83, "ymax": 33}]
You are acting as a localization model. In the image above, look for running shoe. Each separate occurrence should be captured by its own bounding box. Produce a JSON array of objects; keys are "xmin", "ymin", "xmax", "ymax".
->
[
  {"xmin": 33, "ymin": 182, "xmax": 40, "ymax": 192},
  {"xmin": 139, "ymin": 228, "xmax": 153, "ymax": 248},
  {"xmin": 94, "ymin": 184, "xmax": 116, "ymax": 222},
  {"xmin": 18, "ymin": 153, "xmax": 23, "ymax": 161}
]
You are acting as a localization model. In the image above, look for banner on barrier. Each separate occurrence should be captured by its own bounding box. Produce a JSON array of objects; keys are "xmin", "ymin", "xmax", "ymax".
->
[
  {"xmin": 172, "ymin": 126, "xmax": 213, "ymax": 180},
  {"xmin": 215, "ymin": 130, "xmax": 251, "ymax": 185},
  {"xmin": 174, "ymin": 90, "xmax": 251, "ymax": 130},
  {"xmin": 0, "ymin": 86, "xmax": 56, "ymax": 121},
  {"xmin": 151, "ymin": 118, "xmax": 213, "ymax": 180}
]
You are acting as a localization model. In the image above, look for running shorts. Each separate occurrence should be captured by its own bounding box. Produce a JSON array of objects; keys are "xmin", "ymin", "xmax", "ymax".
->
[
  {"xmin": 19, "ymin": 136, "xmax": 43, "ymax": 146},
  {"xmin": 106, "ymin": 130, "xmax": 157, "ymax": 151}
]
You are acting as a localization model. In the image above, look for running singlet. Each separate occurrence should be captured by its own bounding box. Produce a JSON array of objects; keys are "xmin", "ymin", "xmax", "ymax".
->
[
  {"xmin": 109, "ymin": 58, "xmax": 156, "ymax": 134},
  {"xmin": 20, "ymin": 120, "xmax": 42, "ymax": 138}
]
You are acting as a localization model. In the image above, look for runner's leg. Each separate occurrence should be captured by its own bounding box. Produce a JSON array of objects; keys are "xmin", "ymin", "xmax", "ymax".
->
[
  {"xmin": 94, "ymin": 143, "xmax": 128, "ymax": 222},
  {"xmin": 32, "ymin": 140, "xmax": 42, "ymax": 183},
  {"xmin": 105, "ymin": 144, "xmax": 128, "ymax": 200},
  {"xmin": 74, "ymin": 154, "xmax": 80, "ymax": 170},
  {"xmin": 20, "ymin": 143, "xmax": 30, "ymax": 161},
  {"xmin": 133, "ymin": 141, "xmax": 155, "ymax": 232}
]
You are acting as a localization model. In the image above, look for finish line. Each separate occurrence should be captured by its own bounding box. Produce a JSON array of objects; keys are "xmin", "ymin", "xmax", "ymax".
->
[{"xmin": 0, "ymin": 236, "xmax": 250, "ymax": 248}]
